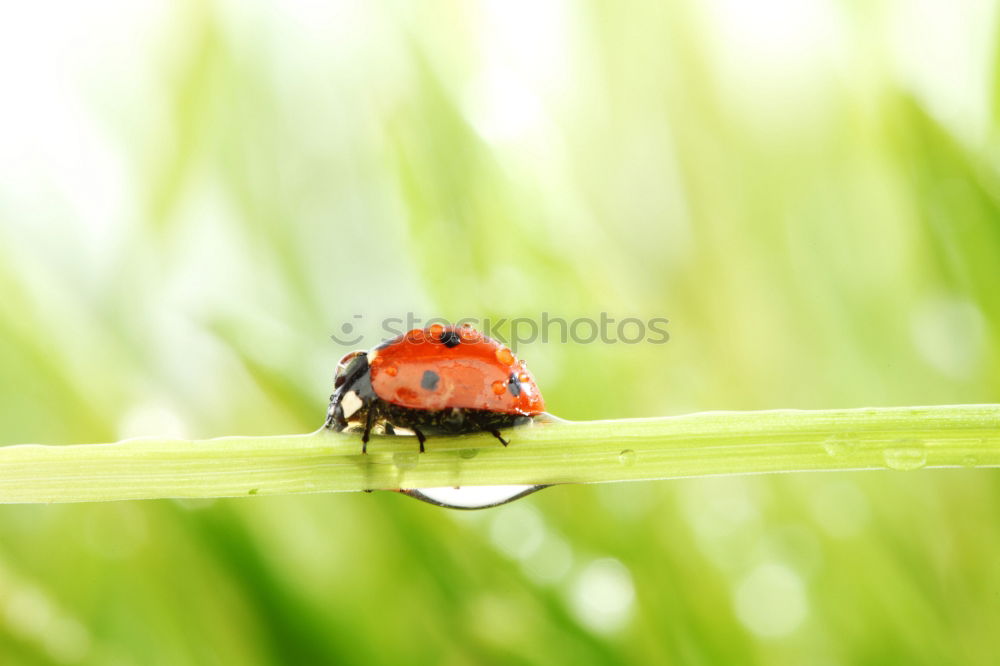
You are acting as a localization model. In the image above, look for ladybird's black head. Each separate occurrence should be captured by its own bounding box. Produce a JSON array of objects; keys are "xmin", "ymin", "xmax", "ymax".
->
[
  {"xmin": 334, "ymin": 351, "xmax": 367, "ymax": 389},
  {"xmin": 326, "ymin": 351, "xmax": 375, "ymax": 431},
  {"xmin": 438, "ymin": 329, "xmax": 461, "ymax": 347}
]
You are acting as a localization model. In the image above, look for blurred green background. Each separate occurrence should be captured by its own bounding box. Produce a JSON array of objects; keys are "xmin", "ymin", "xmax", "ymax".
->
[{"xmin": 1, "ymin": 0, "xmax": 999, "ymax": 663}]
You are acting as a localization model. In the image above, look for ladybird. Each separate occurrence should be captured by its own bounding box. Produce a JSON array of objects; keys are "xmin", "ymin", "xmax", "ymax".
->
[{"xmin": 325, "ymin": 324, "xmax": 545, "ymax": 453}]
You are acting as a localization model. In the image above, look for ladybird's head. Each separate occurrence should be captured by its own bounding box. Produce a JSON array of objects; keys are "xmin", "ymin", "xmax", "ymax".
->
[{"xmin": 326, "ymin": 350, "xmax": 374, "ymax": 431}]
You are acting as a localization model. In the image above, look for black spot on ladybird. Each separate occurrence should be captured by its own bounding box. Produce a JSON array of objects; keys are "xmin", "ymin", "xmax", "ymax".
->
[
  {"xmin": 421, "ymin": 370, "xmax": 440, "ymax": 390},
  {"xmin": 439, "ymin": 330, "xmax": 461, "ymax": 347},
  {"xmin": 507, "ymin": 372, "xmax": 521, "ymax": 397}
]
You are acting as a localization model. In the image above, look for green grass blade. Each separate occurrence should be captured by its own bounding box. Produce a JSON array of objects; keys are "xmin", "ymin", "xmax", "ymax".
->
[{"xmin": 0, "ymin": 404, "xmax": 996, "ymax": 503}]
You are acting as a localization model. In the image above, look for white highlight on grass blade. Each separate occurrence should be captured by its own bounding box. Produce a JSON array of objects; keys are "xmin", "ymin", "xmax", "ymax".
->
[
  {"xmin": 701, "ymin": 0, "xmax": 846, "ymax": 133},
  {"xmin": 705, "ymin": 0, "xmax": 843, "ymax": 64},
  {"xmin": 4, "ymin": 586, "xmax": 54, "ymax": 639},
  {"xmin": 679, "ymin": 478, "xmax": 761, "ymax": 540},
  {"xmin": 463, "ymin": 66, "xmax": 546, "ymax": 144},
  {"xmin": 117, "ymin": 402, "xmax": 188, "ymax": 441},
  {"xmin": 476, "ymin": 0, "xmax": 572, "ymax": 93},
  {"xmin": 489, "ymin": 503, "xmax": 545, "ymax": 560},
  {"xmin": 463, "ymin": 0, "xmax": 572, "ymax": 145},
  {"xmin": 887, "ymin": 0, "xmax": 997, "ymax": 145},
  {"xmin": 753, "ymin": 525, "xmax": 825, "ymax": 580},
  {"xmin": 679, "ymin": 478, "xmax": 764, "ymax": 572},
  {"xmin": 522, "ymin": 533, "xmax": 574, "ymax": 585},
  {"xmin": 44, "ymin": 616, "xmax": 92, "ymax": 664},
  {"xmin": 807, "ymin": 480, "xmax": 871, "ymax": 539},
  {"xmin": 911, "ymin": 296, "xmax": 986, "ymax": 380},
  {"xmin": 733, "ymin": 563, "xmax": 808, "ymax": 638},
  {"xmin": 0, "ymin": 0, "xmax": 163, "ymax": 262},
  {"xmin": 3, "ymin": 580, "xmax": 93, "ymax": 663},
  {"xmin": 568, "ymin": 558, "xmax": 636, "ymax": 634}
]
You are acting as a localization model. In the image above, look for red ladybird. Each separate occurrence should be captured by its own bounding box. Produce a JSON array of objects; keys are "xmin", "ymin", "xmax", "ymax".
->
[{"xmin": 325, "ymin": 324, "xmax": 545, "ymax": 452}]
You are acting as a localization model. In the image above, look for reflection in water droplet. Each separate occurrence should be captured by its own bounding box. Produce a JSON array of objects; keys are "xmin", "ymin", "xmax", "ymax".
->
[
  {"xmin": 733, "ymin": 563, "xmax": 808, "ymax": 637},
  {"xmin": 618, "ymin": 449, "xmax": 637, "ymax": 466},
  {"xmin": 489, "ymin": 504, "xmax": 545, "ymax": 560},
  {"xmin": 393, "ymin": 451, "xmax": 419, "ymax": 470},
  {"xmin": 568, "ymin": 558, "xmax": 636, "ymax": 634},
  {"xmin": 883, "ymin": 441, "xmax": 927, "ymax": 471},
  {"xmin": 404, "ymin": 485, "xmax": 546, "ymax": 509},
  {"xmin": 459, "ymin": 448, "xmax": 479, "ymax": 459}
]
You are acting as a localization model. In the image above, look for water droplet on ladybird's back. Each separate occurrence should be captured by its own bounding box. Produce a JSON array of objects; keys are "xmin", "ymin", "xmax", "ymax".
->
[
  {"xmin": 883, "ymin": 440, "xmax": 927, "ymax": 471},
  {"xmin": 491, "ymin": 380, "xmax": 507, "ymax": 395},
  {"xmin": 393, "ymin": 451, "xmax": 419, "ymax": 471},
  {"xmin": 495, "ymin": 348, "xmax": 515, "ymax": 366},
  {"xmin": 618, "ymin": 450, "xmax": 637, "ymax": 466},
  {"xmin": 459, "ymin": 326, "xmax": 481, "ymax": 343}
]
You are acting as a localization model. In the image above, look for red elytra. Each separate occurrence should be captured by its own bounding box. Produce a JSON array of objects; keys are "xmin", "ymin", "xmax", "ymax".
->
[{"xmin": 367, "ymin": 326, "xmax": 545, "ymax": 415}]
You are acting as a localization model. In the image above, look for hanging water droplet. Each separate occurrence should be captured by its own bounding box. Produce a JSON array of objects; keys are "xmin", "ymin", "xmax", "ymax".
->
[
  {"xmin": 883, "ymin": 441, "xmax": 927, "ymax": 471},
  {"xmin": 393, "ymin": 451, "xmax": 419, "ymax": 471},
  {"xmin": 459, "ymin": 448, "xmax": 479, "ymax": 459},
  {"xmin": 618, "ymin": 449, "xmax": 637, "ymax": 466},
  {"xmin": 403, "ymin": 485, "xmax": 547, "ymax": 509}
]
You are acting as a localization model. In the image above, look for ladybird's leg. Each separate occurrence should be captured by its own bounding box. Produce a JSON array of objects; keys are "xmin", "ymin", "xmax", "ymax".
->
[
  {"xmin": 413, "ymin": 428, "xmax": 426, "ymax": 453},
  {"xmin": 383, "ymin": 422, "xmax": 396, "ymax": 436},
  {"xmin": 361, "ymin": 406, "xmax": 375, "ymax": 454},
  {"xmin": 490, "ymin": 429, "xmax": 510, "ymax": 447},
  {"xmin": 468, "ymin": 409, "xmax": 512, "ymax": 447}
]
